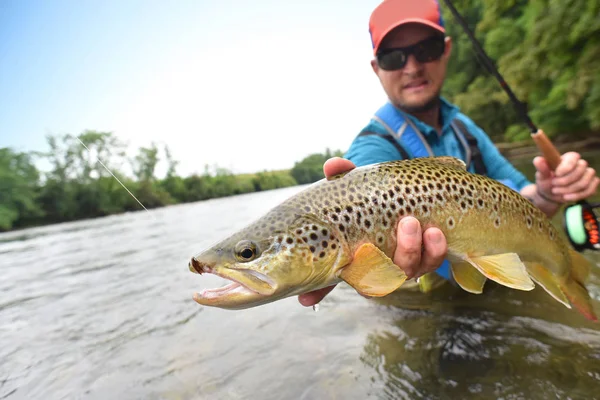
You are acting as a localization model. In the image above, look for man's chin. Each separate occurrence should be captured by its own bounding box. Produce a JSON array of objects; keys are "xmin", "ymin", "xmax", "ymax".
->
[{"xmin": 397, "ymin": 95, "xmax": 440, "ymax": 113}]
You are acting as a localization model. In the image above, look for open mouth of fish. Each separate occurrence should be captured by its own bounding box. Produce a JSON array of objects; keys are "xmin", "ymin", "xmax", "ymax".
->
[{"xmin": 189, "ymin": 257, "xmax": 275, "ymax": 305}]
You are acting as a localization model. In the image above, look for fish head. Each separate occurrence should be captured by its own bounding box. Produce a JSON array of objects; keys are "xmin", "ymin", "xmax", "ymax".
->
[{"xmin": 189, "ymin": 210, "xmax": 342, "ymax": 309}]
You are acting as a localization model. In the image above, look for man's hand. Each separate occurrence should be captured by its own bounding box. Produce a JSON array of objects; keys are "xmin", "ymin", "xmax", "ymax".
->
[
  {"xmin": 529, "ymin": 152, "xmax": 600, "ymax": 216},
  {"xmin": 297, "ymin": 157, "xmax": 448, "ymax": 307}
]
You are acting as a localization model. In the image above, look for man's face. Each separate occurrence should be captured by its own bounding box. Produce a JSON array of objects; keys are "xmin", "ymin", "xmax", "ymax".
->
[{"xmin": 371, "ymin": 23, "xmax": 452, "ymax": 113}]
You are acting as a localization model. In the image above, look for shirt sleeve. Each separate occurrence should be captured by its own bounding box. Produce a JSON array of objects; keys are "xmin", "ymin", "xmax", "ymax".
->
[
  {"xmin": 461, "ymin": 117, "xmax": 533, "ymax": 191},
  {"xmin": 344, "ymin": 135, "xmax": 405, "ymax": 167}
]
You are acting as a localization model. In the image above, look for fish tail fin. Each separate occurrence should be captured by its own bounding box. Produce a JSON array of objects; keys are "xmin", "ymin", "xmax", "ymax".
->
[
  {"xmin": 560, "ymin": 249, "xmax": 598, "ymax": 322},
  {"xmin": 561, "ymin": 277, "xmax": 598, "ymax": 322},
  {"xmin": 569, "ymin": 248, "xmax": 592, "ymax": 285}
]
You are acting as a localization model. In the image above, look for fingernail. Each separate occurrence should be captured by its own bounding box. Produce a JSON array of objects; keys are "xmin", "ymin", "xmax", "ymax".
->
[
  {"xmin": 429, "ymin": 230, "xmax": 443, "ymax": 244},
  {"xmin": 401, "ymin": 218, "xmax": 418, "ymax": 235}
]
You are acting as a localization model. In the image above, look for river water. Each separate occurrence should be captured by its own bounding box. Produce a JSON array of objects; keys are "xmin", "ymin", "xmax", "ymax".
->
[{"xmin": 2, "ymin": 154, "xmax": 600, "ymax": 400}]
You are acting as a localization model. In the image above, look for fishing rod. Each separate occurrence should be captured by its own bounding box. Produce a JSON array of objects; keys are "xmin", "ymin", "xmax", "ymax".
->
[{"xmin": 440, "ymin": 0, "xmax": 600, "ymax": 252}]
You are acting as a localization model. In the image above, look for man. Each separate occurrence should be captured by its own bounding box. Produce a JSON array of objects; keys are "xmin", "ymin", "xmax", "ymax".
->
[{"xmin": 298, "ymin": 0, "xmax": 599, "ymax": 307}]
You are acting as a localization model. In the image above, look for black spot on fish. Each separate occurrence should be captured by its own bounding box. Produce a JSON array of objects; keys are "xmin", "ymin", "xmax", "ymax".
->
[
  {"xmin": 322, "ymin": 241, "xmax": 328, "ymax": 248},
  {"xmin": 286, "ymin": 237, "xmax": 293, "ymax": 244},
  {"xmin": 310, "ymin": 233, "xmax": 318, "ymax": 241}
]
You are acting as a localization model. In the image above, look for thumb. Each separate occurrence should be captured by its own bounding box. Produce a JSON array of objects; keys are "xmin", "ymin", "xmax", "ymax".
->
[{"xmin": 323, "ymin": 157, "xmax": 356, "ymax": 179}]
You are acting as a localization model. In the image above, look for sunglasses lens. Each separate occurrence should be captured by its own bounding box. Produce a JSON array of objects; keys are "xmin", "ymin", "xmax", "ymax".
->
[
  {"xmin": 377, "ymin": 50, "xmax": 407, "ymax": 71},
  {"xmin": 377, "ymin": 36, "xmax": 445, "ymax": 70},
  {"xmin": 415, "ymin": 37, "xmax": 445, "ymax": 63}
]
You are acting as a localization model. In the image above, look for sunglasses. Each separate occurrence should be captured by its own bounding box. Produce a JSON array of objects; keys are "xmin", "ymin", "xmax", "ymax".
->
[{"xmin": 376, "ymin": 35, "xmax": 446, "ymax": 71}]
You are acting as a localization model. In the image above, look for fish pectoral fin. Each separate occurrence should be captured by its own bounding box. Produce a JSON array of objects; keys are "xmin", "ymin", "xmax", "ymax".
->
[
  {"xmin": 467, "ymin": 253, "xmax": 535, "ymax": 291},
  {"xmin": 451, "ymin": 261, "xmax": 487, "ymax": 294},
  {"xmin": 523, "ymin": 261, "xmax": 570, "ymax": 308},
  {"xmin": 340, "ymin": 243, "xmax": 407, "ymax": 297}
]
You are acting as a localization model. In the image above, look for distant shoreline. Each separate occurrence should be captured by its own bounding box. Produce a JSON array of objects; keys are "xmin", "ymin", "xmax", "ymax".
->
[{"xmin": 497, "ymin": 136, "xmax": 600, "ymax": 161}]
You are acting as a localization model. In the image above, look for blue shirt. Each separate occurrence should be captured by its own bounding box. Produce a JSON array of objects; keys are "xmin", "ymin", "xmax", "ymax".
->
[{"xmin": 344, "ymin": 97, "xmax": 532, "ymax": 191}]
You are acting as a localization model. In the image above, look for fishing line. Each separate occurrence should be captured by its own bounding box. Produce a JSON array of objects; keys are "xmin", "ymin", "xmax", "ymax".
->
[
  {"xmin": 76, "ymin": 137, "xmax": 150, "ymax": 213},
  {"xmin": 440, "ymin": 0, "xmax": 600, "ymax": 253}
]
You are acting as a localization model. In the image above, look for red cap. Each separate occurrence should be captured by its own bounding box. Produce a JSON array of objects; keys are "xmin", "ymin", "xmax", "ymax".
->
[{"xmin": 369, "ymin": 0, "xmax": 446, "ymax": 55}]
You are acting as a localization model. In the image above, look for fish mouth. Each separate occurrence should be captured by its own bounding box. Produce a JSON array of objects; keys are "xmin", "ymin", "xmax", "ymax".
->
[{"xmin": 189, "ymin": 257, "xmax": 276, "ymax": 309}]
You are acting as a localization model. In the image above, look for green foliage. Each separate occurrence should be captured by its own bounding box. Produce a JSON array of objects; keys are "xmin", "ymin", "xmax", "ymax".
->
[
  {"xmin": 3, "ymin": 1, "xmax": 599, "ymax": 231},
  {"xmin": 441, "ymin": 0, "xmax": 600, "ymax": 141},
  {"xmin": 0, "ymin": 148, "xmax": 44, "ymax": 230},
  {"xmin": 0, "ymin": 133, "xmax": 334, "ymax": 231},
  {"xmin": 290, "ymin": 148, "xmax": 344, "ymax": 185}
]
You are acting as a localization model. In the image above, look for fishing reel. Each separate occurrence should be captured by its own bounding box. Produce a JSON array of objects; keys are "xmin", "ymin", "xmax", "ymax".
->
[{"xmin": 563, "ymin": 201, "xmax": 600, "ymax": 252}]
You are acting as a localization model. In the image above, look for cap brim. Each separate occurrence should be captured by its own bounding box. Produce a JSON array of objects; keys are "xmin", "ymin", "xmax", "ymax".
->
[{"xmin": 373, "ymin": 18, "xmax": 445, "ymax": 55}]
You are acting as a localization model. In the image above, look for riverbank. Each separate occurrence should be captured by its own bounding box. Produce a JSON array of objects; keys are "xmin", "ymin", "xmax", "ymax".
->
[{"xmin": 496, "ymin": 135, "xmax": 600, "ymax": 161}]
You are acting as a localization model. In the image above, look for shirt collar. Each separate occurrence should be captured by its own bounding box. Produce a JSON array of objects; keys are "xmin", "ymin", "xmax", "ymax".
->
[{"xmin": 399, "ymin": 97, "xmax": 460, "ymax": 138}]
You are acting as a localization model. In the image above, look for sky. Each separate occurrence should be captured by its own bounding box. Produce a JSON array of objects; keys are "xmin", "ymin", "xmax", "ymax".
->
[{"xmin": 0, "ymin": 0, "xmax": 392, "ymax": 177}]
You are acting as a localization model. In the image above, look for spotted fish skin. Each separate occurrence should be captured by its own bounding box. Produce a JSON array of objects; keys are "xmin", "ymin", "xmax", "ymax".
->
[
  {"xmin": 266, "ymin": 157, "xmax": 566, "ymax": 272},
  {"xmin": 189, "ymin": 157, "xmax": 596, "ymax": 320}
]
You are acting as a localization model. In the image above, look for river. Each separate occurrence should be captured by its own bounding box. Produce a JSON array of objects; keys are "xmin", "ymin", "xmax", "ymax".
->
[{"xmin": 1, "ymin": 152, "xmax": 600, "ymax": 399}]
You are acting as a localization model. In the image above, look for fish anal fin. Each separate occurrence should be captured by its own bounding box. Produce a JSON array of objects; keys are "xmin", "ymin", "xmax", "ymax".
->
[
  {"xmin": 467, "ymin": 253, "xmax": 535, "ymax": 291},
  {"xmin": 451, "ymin": 261, "xmax": 487, "ymax": 294},
  {"xmin": 340, "ymin": 243, "xmax": 407, "ymax": 297},
  {"xmin": 523, "ymin": 261, "xmax": 570, "ymax": 308}
]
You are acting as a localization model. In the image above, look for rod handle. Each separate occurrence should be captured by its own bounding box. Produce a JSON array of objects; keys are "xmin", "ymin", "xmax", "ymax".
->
[{"xmin": 531, "ymin": 129, "xmax": 562, "ymax": 171}]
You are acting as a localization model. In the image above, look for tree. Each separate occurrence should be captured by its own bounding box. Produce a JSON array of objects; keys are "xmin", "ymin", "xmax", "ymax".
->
[{"xmin": 0, "ymin": 148, "xmax": 44, "ymax": 230}]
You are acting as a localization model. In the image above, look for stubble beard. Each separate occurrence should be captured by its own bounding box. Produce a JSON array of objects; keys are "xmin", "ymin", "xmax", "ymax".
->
[{"xmin": 396, "ymin": 92, "xmax": 441, "ymax": 114}]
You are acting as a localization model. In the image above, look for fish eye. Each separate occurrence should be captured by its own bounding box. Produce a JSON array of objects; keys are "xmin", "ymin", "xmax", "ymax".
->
[{"xmin": 235, "ymin": 240, "xmax": 258, "ymax": 262}]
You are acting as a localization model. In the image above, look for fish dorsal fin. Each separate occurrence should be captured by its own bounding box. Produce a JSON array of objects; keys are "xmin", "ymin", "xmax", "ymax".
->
[
  {"xmin": 339, "ymin": 243, "xmax": 407, "ymax": 297},
  {"xmin": 466, "ymin": 253, "xmax": 535, "ymax": 291},
  {"xmin": 451, "ymin": 261, "xmax": 487, "ymax": 294},
  {"xmin": 427, "ymin": 156, "xmax": 467, "ymax": 170}
]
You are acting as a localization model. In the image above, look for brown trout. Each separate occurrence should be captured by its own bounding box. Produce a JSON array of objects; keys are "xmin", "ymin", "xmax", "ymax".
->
[{"xmin": 188, "ymin": 157, "xmax": 597, "ymax": 321}]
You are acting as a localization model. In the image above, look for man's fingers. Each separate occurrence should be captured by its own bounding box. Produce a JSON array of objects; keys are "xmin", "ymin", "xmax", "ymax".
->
[
  {"xmin": 298, "ymin": 285, "xmax": 336, "ymax": 307},
  {"xmin": 553, "ymin": 167, "xmax": 595, "ymax": 195},
  {"xmin": 552, "ymin": 159, "xmax": 588, "ymax": 188},
  {"xmin": 323, "ymin": 157, "xmax": 355, "ymax": 179},
  {"xmin": 418, "ymin": 227, "xmax": 448, "ymax": 278},
  {"xmin": 393, "ymin": 217, "xmax": 423, "ymax": 279},
  {"xmin": 564, "ymin": 176, "xmax": 600, "ymax": 202},
  {"xmin": 555, "ymin": 152, "xmax": 581, "ymax": 177}
]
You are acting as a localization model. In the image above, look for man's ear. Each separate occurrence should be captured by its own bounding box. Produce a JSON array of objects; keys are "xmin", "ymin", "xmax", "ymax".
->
[
  {"xmin": 370, "ymin": 58, "xmax": 379, "ymax": 74},
  {"xmin": 443, "ymin": 36, "xmax": 453, "ymax": 59}
]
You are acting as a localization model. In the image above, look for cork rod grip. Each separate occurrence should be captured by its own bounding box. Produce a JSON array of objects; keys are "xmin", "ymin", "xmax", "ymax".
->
[{"xmin": 531, "ymin": 129, "xmax": 562, "ymax": 171}]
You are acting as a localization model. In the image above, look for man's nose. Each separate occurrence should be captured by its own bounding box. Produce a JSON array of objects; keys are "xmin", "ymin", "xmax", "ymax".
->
[{"xmin": 402, "ymin": 54, "xmax": 423, "ymax": 74}]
